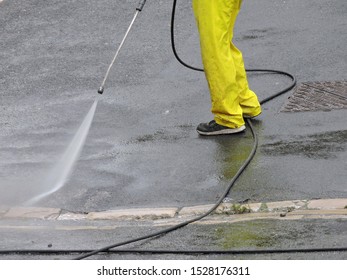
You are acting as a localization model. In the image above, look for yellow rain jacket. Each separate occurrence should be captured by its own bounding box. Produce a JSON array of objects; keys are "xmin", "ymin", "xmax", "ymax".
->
[{"xmin": 193, "ymin": 0, "xmax": 261, "ymax": 128}]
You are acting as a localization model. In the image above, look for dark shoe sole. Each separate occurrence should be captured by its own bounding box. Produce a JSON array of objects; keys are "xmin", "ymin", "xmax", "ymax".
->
[{"xmin": 197, "ymin": 125, "xmax": 246, "ymax": 136}]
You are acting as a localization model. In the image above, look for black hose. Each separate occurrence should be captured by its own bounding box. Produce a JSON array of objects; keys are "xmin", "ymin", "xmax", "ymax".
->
[{"xmin": 170, "ymin": 0, "xmax": 203, "ymax": 72}]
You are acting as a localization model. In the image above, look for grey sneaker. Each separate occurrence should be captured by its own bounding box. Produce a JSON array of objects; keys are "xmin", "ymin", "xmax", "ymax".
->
[{"xmin": 196, "ymin": 120, "xmax": 246, "ymax": 136}]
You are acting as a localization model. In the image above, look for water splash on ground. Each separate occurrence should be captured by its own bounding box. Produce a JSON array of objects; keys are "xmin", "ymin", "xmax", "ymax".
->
[{"xmin": 26, "ymin": 99, "xmax": 98, "ymax": 205}]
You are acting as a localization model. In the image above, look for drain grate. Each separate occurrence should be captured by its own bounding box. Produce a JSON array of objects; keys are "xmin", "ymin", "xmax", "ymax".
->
[{"xmin": 281, "ymin": 80, "xmax": 347, "ymax": 112}]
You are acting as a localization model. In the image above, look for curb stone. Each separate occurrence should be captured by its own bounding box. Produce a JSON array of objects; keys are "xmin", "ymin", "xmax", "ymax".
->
[
  {"xmin": 307, "ymin": 199, "xmax": 347, "ymax": 210},
  {"xmin": 3, "ymin": 207, "xmax": 61, "ymax": 220},
  {"xmin": 0, "ymin": 199, "xmax": 346, "ymax": 221},
  {"xmin": 87, "ymin": 207, "xmax": 178, "ymax": 221}
]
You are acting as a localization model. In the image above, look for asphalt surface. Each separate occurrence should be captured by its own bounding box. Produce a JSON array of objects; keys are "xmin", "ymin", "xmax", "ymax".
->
[
  {"xmin": 0, "ymin": 0, "xmax": 346, "ymax": 260},
  {"xmin": 1, "ymin": 216, "xmax": 347, "ymax": 260}
]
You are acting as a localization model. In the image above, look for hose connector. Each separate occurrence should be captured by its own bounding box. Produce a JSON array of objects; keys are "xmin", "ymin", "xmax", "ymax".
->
[
  {"xmin": 97, "ymin": 86, "xmax": 104, "ymax": 94},
  {"xmin": 136, "ymin": 0, "xmax": 147, "ymax": 11}
]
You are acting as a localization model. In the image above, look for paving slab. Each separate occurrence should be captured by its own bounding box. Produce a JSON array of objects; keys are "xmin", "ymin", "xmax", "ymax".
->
[
  {"xmin": 307, "ymin": 198, "xmax": 347, "ymax": 210},
  {"xmin": 178, "ymin": 204, "xmax": 215, "ymax": 216},
  {"xmin": 87, "ymin": 207, "xmax": 178, "ymax": 221}
]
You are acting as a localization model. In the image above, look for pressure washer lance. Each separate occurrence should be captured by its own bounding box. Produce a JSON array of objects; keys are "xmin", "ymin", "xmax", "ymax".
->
[{"xmin": 97, "ymin": 0, "xmax": 147, "ymax": 94}]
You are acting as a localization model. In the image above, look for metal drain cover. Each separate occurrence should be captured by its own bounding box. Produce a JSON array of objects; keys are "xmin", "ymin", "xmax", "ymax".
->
[{"xmin": 281, "ymin": 81, "xmax": 347, "ymax": 112}]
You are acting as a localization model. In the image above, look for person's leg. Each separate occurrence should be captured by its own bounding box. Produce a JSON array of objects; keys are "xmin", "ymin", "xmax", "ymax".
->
[
  {"xmin": 192, "ymin": 0, "xmax": 244, "ymax": 129},
  {"xmin": 230, "ymin": 1, "xmax": 261, "ymax": 118}
]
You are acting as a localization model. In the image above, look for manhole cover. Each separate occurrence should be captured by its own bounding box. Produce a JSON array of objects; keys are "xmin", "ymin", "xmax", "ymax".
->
[{"xmin": 281, "ymin": 80, "xmax": 347, "ymax": 112}]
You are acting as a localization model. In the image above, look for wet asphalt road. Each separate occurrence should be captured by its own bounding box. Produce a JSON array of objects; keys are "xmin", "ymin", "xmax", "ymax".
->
[
  {"xmin": 1, "ymin": 217, "xmax": 347, "ymax": 260},
  {"xmin": 0, "ymin": 0, "xmax": 346, "ymax": 213}
]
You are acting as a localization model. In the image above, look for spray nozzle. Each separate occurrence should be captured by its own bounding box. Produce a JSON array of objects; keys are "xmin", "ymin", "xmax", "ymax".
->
[
  {"xmin": 136, "ymin": 0, "xmax": 147, "ymax": 11},
  {"xmin": 97, "ymin": 87, "xmax": 104, "ymax": 94}
]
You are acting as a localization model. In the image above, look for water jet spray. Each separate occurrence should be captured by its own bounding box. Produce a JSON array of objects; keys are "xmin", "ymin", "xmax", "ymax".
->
[{"xmin": 25, "ymin": 0, "xmax": 147, "ymax": 204}]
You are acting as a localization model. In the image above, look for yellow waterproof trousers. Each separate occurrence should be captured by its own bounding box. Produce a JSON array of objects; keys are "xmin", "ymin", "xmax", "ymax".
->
[{"xmin": 193, "ymin": 0, "xmax": 261, "ymax": 128}]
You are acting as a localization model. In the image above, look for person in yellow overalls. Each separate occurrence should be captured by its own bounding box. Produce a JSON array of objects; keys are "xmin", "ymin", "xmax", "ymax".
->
[{"xmin": 193, "ymin": 0, "xmax": 261, "ymax": 136}]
